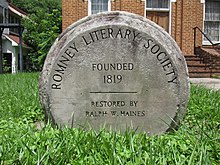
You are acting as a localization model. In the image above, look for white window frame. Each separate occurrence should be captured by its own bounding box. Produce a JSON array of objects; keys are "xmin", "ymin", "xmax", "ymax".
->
[
  {"xmin": 144, "ymin": 0, "xmax": 175, "ymax": 34},
  {"xmin": 202, "ymin": 0, "xmax": 220, "ymax": 45},
  {"xmin": 145, "ymin": 0, "xmax": 170, "ymax": 12},
  {"xmin": 88, "ymin": 0, "xmax": 111, "ymax": 15}
]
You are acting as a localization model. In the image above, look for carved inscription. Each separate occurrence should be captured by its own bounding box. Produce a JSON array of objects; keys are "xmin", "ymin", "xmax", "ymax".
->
[
  {"xmin": 82, "ymin": 28, "xmax": 140, "ymax": 45},
  {"xmin": 90, "ymin": 60, "xmax": 141, "ymax": 117},
  {"xmin": 86, "ymin": 100, "xmax": 144, "ymax": 117},
  {"xmin": 92, "ymin": 63, "xmax": 134, "ymax": 84},
  {"xmin": 40, "ymin": 12, "xmax": 190, "ymax": 135},
  {"xmin": 144, "ymin": 39, "xmax": 178, "ymax": 84},
  {"xmin": 50, "ymin": 27, "xmax": 179, "ymax": 118},
  {"xmin": 51, "ymin": 27, "xmax": 178, "ymax": 90},
  {"xmin": 51, "ymin": 42, "xmax": 79, "ymax": 90},
  {"xmin": 85, "ymin": 110, "xmax": 145, "ymax": 117}
]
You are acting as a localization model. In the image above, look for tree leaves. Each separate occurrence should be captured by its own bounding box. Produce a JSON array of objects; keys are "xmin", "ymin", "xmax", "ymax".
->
[{"xmin": 11, "ymin": 0, "xmax": 62, "ymax": 71}]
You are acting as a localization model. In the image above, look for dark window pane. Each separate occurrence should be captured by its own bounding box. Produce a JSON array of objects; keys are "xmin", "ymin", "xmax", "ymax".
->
[
  {"xmin": 146, "ymin": 0, "xmax": 169, "ymax": 9},
  {"xmin": 91, "ymin": 0, "xmax": 108, "ymax": 14},
  {"xmin": 204, "ymin": 21, "xmax": 220, "ymax": 41},
  {"xmin": 205, "ymin": 0, "xmax": 220, "ymax": 21},
  {"xmin": 0, "ymin": 7, "xmax": 3, "ymax": 23},
  {"xmin": 204, "ymin": 0, "xmax": 220, "ymax": 41}
]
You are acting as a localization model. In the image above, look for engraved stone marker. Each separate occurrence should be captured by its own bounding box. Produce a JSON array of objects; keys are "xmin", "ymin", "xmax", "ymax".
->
[{"xmin": 39, "ymin": 12, "xmax": 190, "ymax": 135}]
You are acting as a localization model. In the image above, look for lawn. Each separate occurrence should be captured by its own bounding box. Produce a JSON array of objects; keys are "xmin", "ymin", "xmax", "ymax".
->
[{"xmin": 0, "ymin": 73, "xmax": 219, "ymax": 164}]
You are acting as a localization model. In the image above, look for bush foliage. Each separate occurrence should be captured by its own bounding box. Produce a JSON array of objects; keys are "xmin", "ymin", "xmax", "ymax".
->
[{"xmin": 11, "ymin": 0, "xmax": 62, "ymax": 71}]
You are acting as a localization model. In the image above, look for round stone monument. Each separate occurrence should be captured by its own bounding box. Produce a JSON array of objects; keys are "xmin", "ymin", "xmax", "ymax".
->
[{"xmin": 39, "ymin": 12, "xmax": 190, "ymax": 135}]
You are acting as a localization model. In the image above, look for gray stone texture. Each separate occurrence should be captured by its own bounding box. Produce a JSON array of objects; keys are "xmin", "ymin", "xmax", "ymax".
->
[{"xmin": 39, "ymin": 11, "xmax": 190, "ymax": 135}]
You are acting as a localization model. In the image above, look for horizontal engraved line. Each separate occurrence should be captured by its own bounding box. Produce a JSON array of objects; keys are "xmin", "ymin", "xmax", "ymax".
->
[{"xmin": 89, "ymin": 91, "xmax": 138, "ymax": 94}]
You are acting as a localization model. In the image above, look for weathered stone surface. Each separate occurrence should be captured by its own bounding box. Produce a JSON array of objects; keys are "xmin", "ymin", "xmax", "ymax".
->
[{"xmin": 39, "ymin": 12, "xmax": 190, "ymax": 135}]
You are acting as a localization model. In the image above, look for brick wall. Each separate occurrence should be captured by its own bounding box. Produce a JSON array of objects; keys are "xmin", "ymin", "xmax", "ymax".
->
[
  {"xmin": 62, "ymin": 0, "xmax": 88, "ymax": 31},
  {"xmin": 111, "ymin": 0, "xmax": 145, "ymax": 16},
  {"xmin": 171, "ymin": 0, "xmax": 204, "ymax": 54},
  {"xmin": 62, "ymin": 0, "xmax": 204, "ymax": 55},
  {"xmin": 62, "ymin": 0, "xmax": 145, "ymax": 31}
]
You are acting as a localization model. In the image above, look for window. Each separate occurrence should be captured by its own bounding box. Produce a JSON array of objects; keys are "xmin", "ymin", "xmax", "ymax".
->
[
  {"xmin": 89, "ymin": 0, "xmax": 110, "ymax": 15},
  {"xmin": 146, "ymin": 0, "xmax": 169, "ymax": 10},
  {"xmin": 146, "ymin": 0, "xmax": 170, "ymax": 32},
  {"xmin": 9, "ymin": 13, "xmax": 20, "ymax": 34},
  {"xmin": 4, "ymin": 7, "xmax": 8, "ymax": 24},
  {"xmin": 0, "ymin": 7, "xmax": 3, "ymax": 23},
  {"xmin": 0, "ymin": 7, "xmax": 8, "ymax": 24},
  {"xmin": 204, "ymin": 0, "xmax": 220, "ymax": 42}
]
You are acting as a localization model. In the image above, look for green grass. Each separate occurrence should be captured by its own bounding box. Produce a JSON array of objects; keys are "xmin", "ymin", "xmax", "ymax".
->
[
  {"xmin": 0, "ymin": 73, "xmax": 219, "ymax": 164},
  {"xmin": 0, "ymin": 73, "xmax": 43, "ymax": 123},
  {"xmin": 211, "ymin": 75, "xmax": 220, "ymax": 79}
]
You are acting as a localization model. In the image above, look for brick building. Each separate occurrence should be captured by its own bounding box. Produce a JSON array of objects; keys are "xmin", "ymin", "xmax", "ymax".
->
[{"xmin": 62, "ymin": 0, "xmax": 220, "ymax": 77}]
